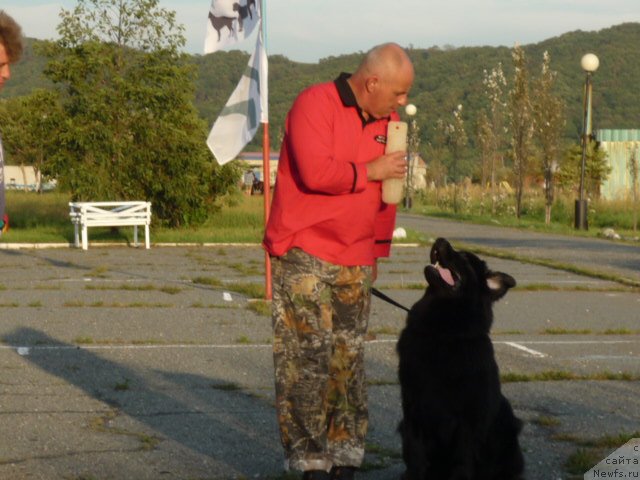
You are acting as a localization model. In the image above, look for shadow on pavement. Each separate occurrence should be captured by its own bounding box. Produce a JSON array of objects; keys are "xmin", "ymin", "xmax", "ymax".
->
[{"xmin": 3, "ymin": 327, "xmax": 281, "ymax": 478}]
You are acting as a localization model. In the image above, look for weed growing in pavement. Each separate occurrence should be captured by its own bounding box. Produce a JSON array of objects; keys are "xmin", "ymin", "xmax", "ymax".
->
[
  {"xmin": 565, "ymin": 448, "xmax": 602, "ymax": 476},
  {"xmin": 159, "ymin": 286, "xmax": 182, "ymax": 295},
  {"xmin": 73, "ymin": 336, "xmax": 95, "ymax": 345},
  {"xmin": 366, "ymin": 378, "xmax": 398, "ymax": 387},
  {"xmin": 34, "ymin": 284, "xmax": 63, "ymax": 290},
  {"xmin": 193, "ymin": 277, "xmax": 266, "ymax": 299},
  {"xmin": 247, "ymin": 300, "xmax": 271, "ymax": 317},
  {"xmin": 192, "ymin": 276, "xmax": 223, "ymax": 287},
  {"xmin": 533, "ymin": 415, "xmax": 561, "ymax": 427},
  {"xmin": 211, "ymin": 382, "xmax": 242, "ymax": 391},
  {"xmin": 114, "ymin": 379, "xmax": 130, "ymax": 391},
  {"xmin": 87, "ymin": 266, "xmax": 110, "ymax": 278},
  {"xmin": 543, "ymin": 328, "xmax": 592, "ymax": 335},
  {"xmin": 64, "ymin": 300, "xmax": 85, "ymax": 307},
  {"xmin": 563, "ymin": 431, "xmax": 640, "ymax": 476},
  {"xmin": 369, "ymin": 326, "xmax": 401, "ymax": 336},
  {"xmin": 89, "ymin": 410, "xmax": 162, "ymax": 452},
  {"xmin": 65, "ymin": 301, "xmax": 173, "ymax": 308},
  {"xmin": 228, "ymin": 262, "xmax": 262, "ymax": 276},
  {"xmin": 501, "ymin": 371, "xmax": 639, "ymax": 382},
  {"xmin": 603, "ymin": 328, "xmax": 637, "ymax": 335}
]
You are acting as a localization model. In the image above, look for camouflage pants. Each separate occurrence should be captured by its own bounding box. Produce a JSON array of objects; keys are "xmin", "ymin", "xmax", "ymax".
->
[{"xmin": 271, "ymin": 248, "xmax": 372, "ymax": 472}]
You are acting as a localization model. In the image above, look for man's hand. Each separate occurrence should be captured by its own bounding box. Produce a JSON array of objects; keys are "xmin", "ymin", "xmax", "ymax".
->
[{"xmin": 366, "ymin": 151, "xmax": 407, "ymax": 181}]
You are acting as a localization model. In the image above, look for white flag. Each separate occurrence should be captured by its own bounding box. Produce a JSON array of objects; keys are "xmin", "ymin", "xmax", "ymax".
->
[
  {"xmin": 207, "ymin": 31, "xmax": 268, "ymax": 165},
  {"xmin": 204, "ymin": 0, "xmax": 261, "ymax": 54}
]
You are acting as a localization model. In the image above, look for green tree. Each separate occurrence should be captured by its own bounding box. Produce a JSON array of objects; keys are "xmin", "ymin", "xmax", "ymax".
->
[
  {"xmin": 480, "ymin": 63, "xmax": 507, "ymax": 189},
  {"xmin": 441, "ymin": 104, "xmax": 468, "ymax": 213},
  {"xmin": 532, "ymin": 51, "xmax": 565, "ymax": 225},
  {"xmin": 39, "ymin": 0, "xmax": 238, "ymax": 226},
  {"xmin": 508, "ymin": 44, "xmax": 534, "ymax": 219},
  {"xmin": 557, "ymin": 140, "xmax": 611, "ymax": 198},
  {"xmin": 478, "ymin": 62, "xmax": 508, "ymax": 215},
  {"xmin": 0, "ymin": 90, "xmax": 62, "ymax": 192}
]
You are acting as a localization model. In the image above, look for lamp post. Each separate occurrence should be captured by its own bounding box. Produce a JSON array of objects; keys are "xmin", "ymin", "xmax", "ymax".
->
[
  {"xmin": 575, "ymin": 53, "xmax": 599, "ymax": 230},
  {"xmin": 404, "ymin": 103, "xmax": 418, "ymax": 209}
]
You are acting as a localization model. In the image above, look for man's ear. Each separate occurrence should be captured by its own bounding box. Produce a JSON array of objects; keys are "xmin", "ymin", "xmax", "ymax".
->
[
  {"xmin": 365, "ymin": 76, "xmax": 379, "ymax": 93},
  {"xmin": 486, "ymin": 271, "xmax": 516, "ymax": 301}
]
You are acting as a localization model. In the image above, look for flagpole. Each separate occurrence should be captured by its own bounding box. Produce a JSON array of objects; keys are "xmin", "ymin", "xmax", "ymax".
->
[{"xmin": 261, "ymin": 0, "xmax": 272, "ymax": 300}]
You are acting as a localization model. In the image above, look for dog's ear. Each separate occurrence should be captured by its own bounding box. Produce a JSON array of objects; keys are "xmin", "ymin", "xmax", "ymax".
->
[{"xmin": 486, "ymin": 271, "xmax": 516, "ymax": 301}]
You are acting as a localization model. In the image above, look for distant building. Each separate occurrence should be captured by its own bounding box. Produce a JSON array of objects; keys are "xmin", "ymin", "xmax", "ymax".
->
[
  {"xmin": 237, "ymin": 151, "xmax": 279, "ymax": 186},
  {"xmin": 596, "ymin": 129, "xmax": 640, "ymax": 200},
  {"xmin": 4, "ymin": 165, "xmax": 56, "ymax": 192}
]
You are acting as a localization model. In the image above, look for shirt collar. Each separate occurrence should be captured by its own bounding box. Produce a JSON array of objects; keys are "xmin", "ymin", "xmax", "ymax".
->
[{"xmin": 334, "ymin": 72, "xmax": 375, "ymax": 126}]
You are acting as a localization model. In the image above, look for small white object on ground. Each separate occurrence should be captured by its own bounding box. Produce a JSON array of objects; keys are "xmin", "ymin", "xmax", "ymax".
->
[{"xmin": 393, "ymin": 227, "xmax": 407, "ymax": 239}]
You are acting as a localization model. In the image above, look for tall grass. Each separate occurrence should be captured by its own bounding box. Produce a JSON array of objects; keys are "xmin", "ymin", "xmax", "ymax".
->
[
  {"xmin": 4, "ymin": 191, "xmax": 74, "ymax": 242},
  {"xmin": 2, "ymin": 186, "xmax": 639, "ymax": 244},
  {"xmin": 413, "ymin": 184, "xmax": 640, "ymax": 239},
  {"xmin": 2, "ymin": 191, "xmax": 266, "ymax": 244}
]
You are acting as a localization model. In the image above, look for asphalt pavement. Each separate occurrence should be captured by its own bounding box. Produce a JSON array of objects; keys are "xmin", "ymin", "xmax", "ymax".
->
[{"xmin": 0, "ymin": 216, "xmax": 638, "ymax": 480}]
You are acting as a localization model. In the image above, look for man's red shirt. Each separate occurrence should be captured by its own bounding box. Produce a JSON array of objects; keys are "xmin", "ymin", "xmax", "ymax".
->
[{"xmin": 263, "ymin": 73, "xmax": 398, "ymax": 266}]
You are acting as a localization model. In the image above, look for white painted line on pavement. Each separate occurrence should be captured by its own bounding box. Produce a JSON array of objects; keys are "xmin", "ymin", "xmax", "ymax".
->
[
  {"xmin": 1, "ymin": 339, "xmax": 637, "ymax": 355},
  {"xmin": 501, "ymin": 342, "xmax": 547, "ymax": 358},
  {"xmin": 505, "ymin": 340, "xmax": 637, "ymax": 345},
  {"xmin": 0, "ymin": 344, "xmax": 272, "ymax": 352}
]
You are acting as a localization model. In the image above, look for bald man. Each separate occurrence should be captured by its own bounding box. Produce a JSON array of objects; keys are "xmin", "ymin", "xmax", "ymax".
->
[
  {"xmin": 264, "ymin": 43, "xmax": 414, "ymax": 480},
  {"xmin": 0, "ymin": 10, "xmax": 24, "ymax": 234}
]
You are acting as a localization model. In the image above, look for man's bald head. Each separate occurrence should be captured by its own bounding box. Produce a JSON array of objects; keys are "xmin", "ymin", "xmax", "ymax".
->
[
  {"xmin": 357, "ymin": 43, "xmax": 413, "ymax": 83},
  {"xmin": 349, "ymin": 43, "xmax": 414, "ymax": 120}
]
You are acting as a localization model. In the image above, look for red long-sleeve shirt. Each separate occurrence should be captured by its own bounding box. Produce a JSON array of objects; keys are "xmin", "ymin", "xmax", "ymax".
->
[{"xmin": 263, "ymin": 73, "xmax": 398, "ymax": 266}]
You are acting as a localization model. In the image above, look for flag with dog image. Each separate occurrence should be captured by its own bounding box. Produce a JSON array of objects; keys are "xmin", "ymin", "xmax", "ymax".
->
[
  {"xmin": 206, "ymin": 31, "xmax": 268, "ymax": 165},
  {"xmin": 204, "ymin": 0, "xmax": 260, "ymax": 53}
]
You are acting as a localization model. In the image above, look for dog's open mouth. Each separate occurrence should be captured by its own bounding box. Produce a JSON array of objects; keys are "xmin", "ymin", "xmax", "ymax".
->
[
  {"xmin": 427, "ymin": 238, "xmax": 460, "ymax": 288},
  {"xmin": 433, "ymin": 262, "xmax": 456, "ymax": 286}
]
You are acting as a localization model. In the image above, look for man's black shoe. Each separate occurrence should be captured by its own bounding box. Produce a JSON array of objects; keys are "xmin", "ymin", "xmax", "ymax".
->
[
  {"xmin": 302, "ymin": 470, "xmax": 331, "ymax": 480},
  {"xmin": 330, "ymin": 466, "xmax": 356, "ymax": 480}
]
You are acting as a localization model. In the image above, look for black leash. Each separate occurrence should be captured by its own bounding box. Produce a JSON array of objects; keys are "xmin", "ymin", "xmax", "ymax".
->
[{"xmin": 371, "ymin": 287, "xmax": 410, "ymax": 313}]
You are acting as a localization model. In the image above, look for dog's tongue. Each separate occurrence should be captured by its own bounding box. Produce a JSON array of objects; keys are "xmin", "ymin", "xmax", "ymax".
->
[{"xmin": 436, "ymin": 264, "xmax": 455, "ymax": 286}]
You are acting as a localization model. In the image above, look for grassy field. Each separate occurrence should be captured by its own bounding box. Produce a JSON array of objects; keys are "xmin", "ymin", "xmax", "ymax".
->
[
  {"xmin": 412, "ymin": 185, "xmax": 640, "ymax": 240},
  {"xmin": 2, "ymin": 191, "xmax": 266, "ymax": 244},
  {"xmin": 1, "ymin": 187, "xmax": 639, "ymax": 244}
]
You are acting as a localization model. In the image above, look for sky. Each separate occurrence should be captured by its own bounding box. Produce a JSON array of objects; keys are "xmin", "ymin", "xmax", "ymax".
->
[{"xmin": 2, "ymin": 0, "xmax": 639, "ymax": 63}]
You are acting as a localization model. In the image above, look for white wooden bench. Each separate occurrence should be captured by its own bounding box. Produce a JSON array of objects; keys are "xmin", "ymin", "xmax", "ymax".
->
[{"xmin": 69, "ymin": 201, "xmax": 152, "ymax": 250}]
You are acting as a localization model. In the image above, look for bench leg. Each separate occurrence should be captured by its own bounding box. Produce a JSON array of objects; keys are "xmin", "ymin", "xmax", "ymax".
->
[
  {"xmin": 74, "ymin": 224, "xmax": 80, "ymax": 248},
  {"xmin": 145, "ymin": 224, "xmax": 150, "ymax": 249},
  {"xmin": 81, "ymin": 225, "xmax": 88, "ymax": 250},
  {"xmin": 134, "ymin": 225, "xmax": 139, "ymax": 247}
]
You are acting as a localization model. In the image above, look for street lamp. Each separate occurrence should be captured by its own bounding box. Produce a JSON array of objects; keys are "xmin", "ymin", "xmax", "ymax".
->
[
  {"xmin": 404, "ymin": 103, "xmax": 418, "ymax": 209},
  {"xmin": 575, "ymin": 53, "xmax": 599, "ymax": 230}
]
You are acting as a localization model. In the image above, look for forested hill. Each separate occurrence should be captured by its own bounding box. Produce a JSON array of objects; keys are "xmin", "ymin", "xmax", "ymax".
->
[{"xmin": 5, "ymin": 22, "xmax": 640, "ymax": 151}]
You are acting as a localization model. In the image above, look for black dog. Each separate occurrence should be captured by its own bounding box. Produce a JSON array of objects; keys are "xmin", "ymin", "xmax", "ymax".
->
[{"xmin": 397, "ymin": 238, "xmax": 524, "ymax": 480}]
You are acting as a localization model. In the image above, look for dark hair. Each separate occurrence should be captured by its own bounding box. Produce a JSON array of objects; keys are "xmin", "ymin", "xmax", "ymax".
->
[{"xmin": 0, "ymin": 10, "xmax": 24, "ymax": 63}]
